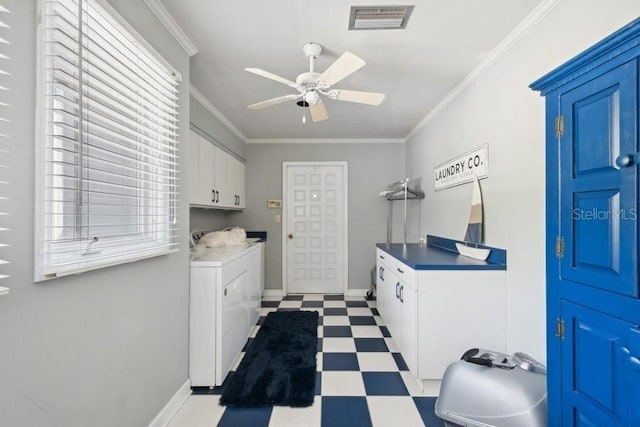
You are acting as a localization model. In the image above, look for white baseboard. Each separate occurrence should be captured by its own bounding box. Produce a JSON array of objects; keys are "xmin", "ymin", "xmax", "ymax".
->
[
  {"xmin": 346, "ymin": 288, "xmax": 369, "ymax": 297},
  {"xmin": 262, "ymin": 289, "xmax": 283, "ymax": 298},
  {"xmin": 263, "ymin": 289, "xmax": 369, "ymax": 298},
  {"xmin": 419, "ymin": 379, "xmax": 442, "ymax": 397},
  {"xmin": 148, "ymin": 379, "xmax": 191, "ymax": 427}
]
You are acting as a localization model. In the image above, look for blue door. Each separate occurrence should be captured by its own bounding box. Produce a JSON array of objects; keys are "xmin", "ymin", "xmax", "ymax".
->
[
  {"xmin": 554, "ymin": 60, "xmax": 640, "ymax": 426},
  {"xmin": 559, "ymin": 61, "xmax": 638, "ymax": 298},
  {"xmin": 560, "ymin": 301, "xmax": 636, "ymax": 426}
]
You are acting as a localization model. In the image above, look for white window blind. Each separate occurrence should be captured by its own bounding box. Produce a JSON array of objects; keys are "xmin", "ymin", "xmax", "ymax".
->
[
  {"xmin": 36, "ymin": 0, "xmax": 180, "ymax": 280},
  {"xmin": 0, "ymin": 3, "xmax": 9, "ymax": 294}
]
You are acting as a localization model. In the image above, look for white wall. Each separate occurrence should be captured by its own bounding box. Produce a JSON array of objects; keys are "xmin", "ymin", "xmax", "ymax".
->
[
  {"xmin": 0, "ymin": 1, "xmax": 191, "ymax": 426},
  {"xmin": 406, "ymin": 0, "xmax": 640, "ymax": 363}
]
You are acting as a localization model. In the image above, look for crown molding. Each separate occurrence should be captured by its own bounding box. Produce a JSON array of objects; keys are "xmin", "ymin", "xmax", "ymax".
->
[
  {"xmin": 246, "ymin": 138, "xmax": 405, "ymax": 144},
  {"xmin": 406, "ymin": 0, "xmax": 564, "ymax": 140},
  {"xmin": 190, "ymin": 85, "xmax": 247, "ymax": 142},
  {"xmin": 144, "ymin": 0, "xmax": 199, "ymax": 56}
]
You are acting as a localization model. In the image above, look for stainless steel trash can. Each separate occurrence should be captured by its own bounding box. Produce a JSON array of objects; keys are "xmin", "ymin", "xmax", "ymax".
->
[{"xmin": 435, "ymin": 348, "xmax": 547, "ymax": 427}]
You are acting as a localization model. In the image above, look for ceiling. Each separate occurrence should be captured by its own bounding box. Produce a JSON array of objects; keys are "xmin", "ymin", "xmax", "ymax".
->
[{"xmin": 158, "ymin": 0, "xmax": 546, "ymax": 141}]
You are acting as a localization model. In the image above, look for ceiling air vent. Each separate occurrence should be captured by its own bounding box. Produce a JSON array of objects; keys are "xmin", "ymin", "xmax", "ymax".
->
[{"xmin": 348, "ymin": 5, "xmax": 415, "ymax": 30}]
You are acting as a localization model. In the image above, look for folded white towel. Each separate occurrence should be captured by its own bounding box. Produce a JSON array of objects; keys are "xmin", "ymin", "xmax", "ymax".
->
[{"xmin": 192, "ymin": 227, "xmax": 247, "ymax": 252}]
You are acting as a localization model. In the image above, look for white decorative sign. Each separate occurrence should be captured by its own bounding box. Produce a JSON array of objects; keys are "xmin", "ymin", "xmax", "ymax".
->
[{"xmin": 434, "ymin": 144, "xmax": 488, "ymax": 191}]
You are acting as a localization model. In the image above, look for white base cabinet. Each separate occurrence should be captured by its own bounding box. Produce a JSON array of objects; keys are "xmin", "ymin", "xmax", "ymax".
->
[
  {"xmin": 376, "ymin": 248, "xmax": 506, "ymax": 395},
  {"xmin": 189, "ymin": 243, "xmax": 263, "ymax": 387},
  {"xmin": 376, "ymin": 251, "xmax": 418, "ymax": 374},
  {"xmin": 246, "ymin": 242, "xmax": 264, "ymax": 327}
]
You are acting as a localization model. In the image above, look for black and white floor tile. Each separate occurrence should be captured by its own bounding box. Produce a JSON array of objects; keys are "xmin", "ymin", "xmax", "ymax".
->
[{"xmin": 168, "ymin": 294, "xmax": 444, "ymax": 427}]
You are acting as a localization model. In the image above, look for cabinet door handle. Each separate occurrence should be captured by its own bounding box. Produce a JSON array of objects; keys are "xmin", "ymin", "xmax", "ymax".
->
[
  {"xmin": 216, "ymin": 190, "xmax": 220, "ymax": 203},
  {"xmin": 378, "ymin": 266, "xmax": 383, "ymax": 280},
  {"xmin": 379, "ymin": 255, "xmax": 385, "ymax": 260},
  {"xmin": 400, "ymin": 285, "xmax": 404, "ymax": 303},
  {"xmin": 224, "ymin": 288, "xmax": 227, "ymax": 296},
  {"xmin": 395, "ymin": 282, "xmax": 400, "ymax": 299},
  {"xmin": 397, "ymin": 267, "xmax": 404, "ymax": 274},
  {"xmin": 212, "ymin": 190, "xmax": 215, "ymax": 203}
]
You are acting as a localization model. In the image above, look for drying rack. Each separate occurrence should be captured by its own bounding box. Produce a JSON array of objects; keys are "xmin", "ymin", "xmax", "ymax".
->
[
  {"xmin": 368, "ymin": 178, "xmax": 425, "ymax": 299},
  {"xmin": 380, "ymin": 178, "xmax": 425, "ymax": 244}
]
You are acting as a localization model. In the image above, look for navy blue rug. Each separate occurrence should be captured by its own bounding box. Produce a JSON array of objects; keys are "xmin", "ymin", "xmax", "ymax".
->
[{"xmin": 219, "ymin": 310, "xmax": 319, "ymax": 407}]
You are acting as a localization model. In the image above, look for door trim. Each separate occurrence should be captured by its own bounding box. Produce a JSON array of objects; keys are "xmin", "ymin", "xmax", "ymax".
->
[{"xmin": 282, "ymin": 161, "xmax": 349, "ymax": 295}]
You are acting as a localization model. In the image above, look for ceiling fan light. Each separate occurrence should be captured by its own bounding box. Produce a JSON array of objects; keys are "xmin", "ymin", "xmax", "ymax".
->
[{"xmin": 304, "ymin": 90, "xmax": 320, "ymax": 105}]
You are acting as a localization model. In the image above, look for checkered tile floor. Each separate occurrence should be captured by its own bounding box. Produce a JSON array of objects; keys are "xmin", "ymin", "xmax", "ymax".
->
[{"xmin": 168, "ymin": 294, "xmax": 444, "ymax": 427}]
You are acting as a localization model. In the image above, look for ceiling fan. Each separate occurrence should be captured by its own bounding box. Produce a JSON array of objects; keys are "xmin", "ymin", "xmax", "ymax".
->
[{"xmin": 245, "ymin": 42, "xmax": 385, "ymax": 123}]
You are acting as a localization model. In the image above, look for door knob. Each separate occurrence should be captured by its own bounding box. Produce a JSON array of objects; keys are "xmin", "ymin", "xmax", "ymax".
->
[
  {"xmin": 288, "ymin": 233, "xmax": 294, "ymax": 239},
  {"xmin": 615, "ymin": 154, "xmax": 639, "ymax": 168}
]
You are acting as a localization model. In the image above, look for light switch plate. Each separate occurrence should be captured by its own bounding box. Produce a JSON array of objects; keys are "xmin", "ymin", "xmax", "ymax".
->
[{"xmin": 267, "ymin": 199, "xmax": 282, "ymax": 208}]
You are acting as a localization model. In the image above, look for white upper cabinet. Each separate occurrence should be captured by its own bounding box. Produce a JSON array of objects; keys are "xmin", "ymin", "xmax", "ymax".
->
[
  {"xmin": 188, "ymin": 129, "xmax": 245, "ymax": 209},
  {"xmin": 227, "ymin": 155, "xmax": 246, "ymax": 208},
  {"xmin": 187, "ymin": 130, "xmax": 202, "ymax": 204},
  {"xmin": 197, "ymin": 136, "xmax": 216, "ymax": 205},
  {"xmin": 213, "ymin": 146, "xmax": 229, "ymax": 206}
]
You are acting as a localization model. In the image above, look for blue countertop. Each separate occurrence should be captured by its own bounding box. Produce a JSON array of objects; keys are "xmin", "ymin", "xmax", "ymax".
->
[{"xmin": 376, "ymin": 236, "xmax": 507, "ymax": 271}]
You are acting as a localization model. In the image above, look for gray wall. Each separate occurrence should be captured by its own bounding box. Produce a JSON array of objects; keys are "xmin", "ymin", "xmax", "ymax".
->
[
  {"xmin": 0, "ymin": 1, "xmax": 191, "ymax": 426},
  {"xmin": 190, "ymin": 96, "xmax": 245, "ymax": 158},
  {"xmin": 230, "ymin": 142, "xmax": 406, "ymax": 292},
  {"xmin": 189, "ymin": 207, "xmax": 232, "ymax": 235}
]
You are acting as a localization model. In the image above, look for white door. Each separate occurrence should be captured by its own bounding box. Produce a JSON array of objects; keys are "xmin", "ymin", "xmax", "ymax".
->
[{"xmin": 283, "ymin": 162, "xmax": 348, "ymax": 294}]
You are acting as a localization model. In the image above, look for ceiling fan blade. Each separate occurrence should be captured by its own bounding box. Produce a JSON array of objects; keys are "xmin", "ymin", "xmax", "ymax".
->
[
  {"xmin": 245, "ymin": 68, "xmax": 296, "ymax": 86},
  {"xmin": 317, "ymin": 52, "xmax": 366, "ymax": 87},
  {"xmin": 247, "ymin": 94, "xmax": 300, "ymax": 110},
  {"xmin": 309, "ymin": 101, "xmax": 328, "ymax": 122},
  {"xmin": 328, "ymin": 89, "xmax": 385, "ymax": 106}
]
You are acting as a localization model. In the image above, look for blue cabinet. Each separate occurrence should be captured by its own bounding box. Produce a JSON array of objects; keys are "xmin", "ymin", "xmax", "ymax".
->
[{"xmin": 531, "ymin": 18, "xmax": 640, "ymax": 426}]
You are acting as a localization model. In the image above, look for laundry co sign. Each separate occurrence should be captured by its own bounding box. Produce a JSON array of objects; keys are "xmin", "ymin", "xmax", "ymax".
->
[{"xmin": 434, "ymin": 144, "xmax": 488, "ymax": 191}]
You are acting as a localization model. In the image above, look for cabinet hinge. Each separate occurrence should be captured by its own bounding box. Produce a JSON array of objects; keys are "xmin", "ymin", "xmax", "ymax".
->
[
  {"xmin": 555, "ymin": 318, "xmax": 565, "ymax": 340},
  {"xmin": 555, "ymin": 236, "xmax": 565, "ymax": 258},
  {"xmin": 555, "ymin": 115, "xmax": 564, "ymax": 138}
]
